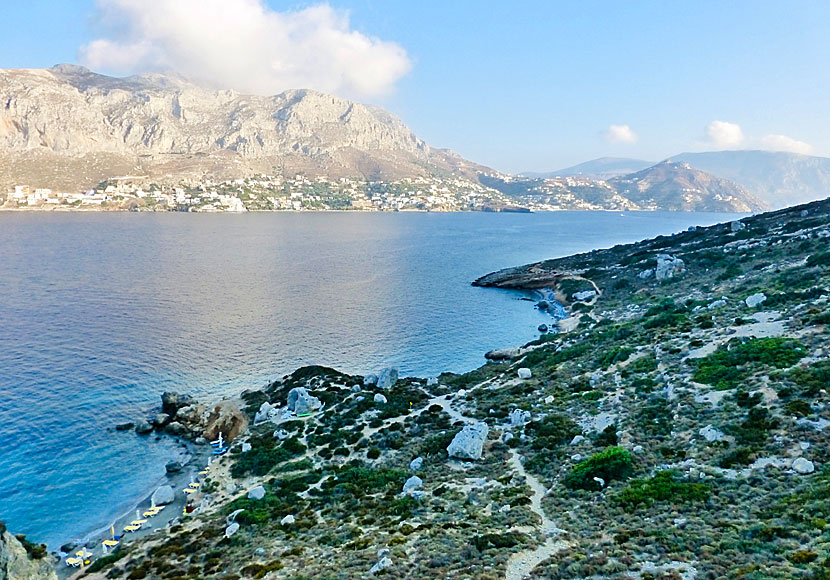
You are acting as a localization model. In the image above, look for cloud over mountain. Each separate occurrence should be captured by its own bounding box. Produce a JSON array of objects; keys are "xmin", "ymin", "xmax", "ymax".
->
[
  {"xmin": 603, "ymin": 124, "xmax": 638, "ymax": 144},
  {"xmin": 79, "ymin": 0, "xmax": 411, "ymax": 99},
  {"xmin": 705, "ymin": 120, "xmax": 744, "ymax": 148},
  {"xmin": 760, "ymin": 134, "xmax": 813, "ymax": 155}
]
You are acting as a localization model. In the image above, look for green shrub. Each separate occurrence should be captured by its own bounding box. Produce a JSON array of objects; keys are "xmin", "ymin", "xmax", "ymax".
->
[
  {"xmin": 594, "ymin": 425, "xmax": 618, "ymax": 447},
  {"xmin": 472, "ymin": 532, "xmax": 526, "ymax": 552},
  {"xmin": 718, "ymin": 447, "xmax": 755, "ymax": 468},
  {"xmin": 563, "ymin": 446, "xmax": 633, "ymax": 491},
  {"xmin": 13, "ymin": 535, "xmax": 47, "ymax": 560},
  {"xmin": 628, "ymin": 354, "xmax": 658, "ymax": 374},
  {"xmin": 597, "ymin": 346, "xmax": 633, "ymax": 369},
  {"xmin": 807, "ymin": 251, "xmax": 830, "ymax": 268},
  {"xmin": 692, "ymin": 337, "xmax": 806, "ymax": 389},
  {"xmin": 615, "ymin": 470, "xmax": 709, "ymax": 510},
  {"xmin": 788, "ymin": 361, "xmax": 830, "ymax": 397},
  {"xmin": 527, "ymin": 414, "xmax": 580, "ymax": 450},
  {"xmin": 637, "ymin": 397, "xmax": 672, "ymax": 435}
]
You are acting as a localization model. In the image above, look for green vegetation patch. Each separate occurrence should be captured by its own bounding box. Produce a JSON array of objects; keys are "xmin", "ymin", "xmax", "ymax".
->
[
  {"xmin": 526, "ymin": 413, "xmax": 580, "ymax": 450},
  {"xmin": 231, "ymin": 435, "xmax": 306, "ymax": 478},
  {"xmin": 692, "ymin": 337, "xmax": 807, "ymax": 389},
  {"xmin": 615, "ymin": 470, "xmax": 710, "ymax": 510},
  {"xmin": 563, "ymin": 446, "xmax": 633, "ymax": 491},
  {"xmin": 787, "ymin": 360, "xmax": 830, "ymax": 398}
]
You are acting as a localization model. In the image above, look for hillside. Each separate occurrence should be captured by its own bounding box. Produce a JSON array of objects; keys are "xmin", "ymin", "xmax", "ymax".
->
[
  {"xmin": 669, "ymin": 150, "xmax": 830, "ymax": 209},
  {"xmin": 46, "ymin": 195, "xmax": 830, "ymax": 580},
  {"xmin": 0, "ymin": 65, "xmax": 489, "ymax": 191},
  {"xmin": 608, "ymin": 160, "xmax": 768, "ymax": 212},
  {"xmin": 481, "ymin": 161, "xmax": 765, "ymax": 212}
]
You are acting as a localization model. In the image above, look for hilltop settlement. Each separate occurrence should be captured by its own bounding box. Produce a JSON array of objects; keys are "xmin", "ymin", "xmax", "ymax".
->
[{"xmin": 4, "ymin": 195, "xmax": 830, "ymax": 580}]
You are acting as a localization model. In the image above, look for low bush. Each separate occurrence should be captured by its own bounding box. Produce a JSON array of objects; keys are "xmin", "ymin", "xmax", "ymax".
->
[
  {"xmin": 527, "ymin": 413, "xmax": 580, "ymax": 450},
  {"xmin": 563, "ymin": 446, "xmax": 633, "ymax": 491},
  {"xmin": 692, "ymin": 337, "xmax": 806, "ymax": 389},
  {"xmin": 615, "ymin": 470, "xmax": 710, "ymax": 510}
]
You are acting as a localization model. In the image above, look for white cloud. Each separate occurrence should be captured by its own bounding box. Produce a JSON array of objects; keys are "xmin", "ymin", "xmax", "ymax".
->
[
  {"xmin": 760, "ymin": 134, "xmax": 813, "ymax": 155},
  {"xmin": 704, "ymin": 120, "xmax": 744, "ymax": 148},
  {"xmin": 603, "ymin": 124, "xmax": 638, "ymax": 144},
  {"xmin": 79, "ymin": 0, "xmax": 411, "ymax": 99}
]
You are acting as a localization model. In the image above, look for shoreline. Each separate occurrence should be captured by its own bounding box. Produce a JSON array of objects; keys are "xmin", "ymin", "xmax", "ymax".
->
[{"xmin": 54, "ymin": 438, "xmax": 215, "ymax": 578}]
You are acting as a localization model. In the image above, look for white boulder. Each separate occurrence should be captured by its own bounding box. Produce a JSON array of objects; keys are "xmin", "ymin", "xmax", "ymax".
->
[
  {"xmin": 745, "ymin": 293, "xmax": 767, "ymax": 308},
  {"xmin": 287, "ymin": 387, "xmax": 322, "ymax": 415},
  {"xmin": 247, "ymin": 485, "xmax": 266, "ymax": 500},
  {"xmin": 151, "ymin": 485, "xmax": 175, "ymax": 506},
  {"xmin": 280, "ymin": 514, "xmax": 295, "ymax": 526},
  {"xmin": 793, "ymin": 457, "xmax": 815, "ymax": 474},
  {"xmin": 373, "ymin": 393, "xmax": 388, "ymax": 404},
  {"xmin": 517, "ymin": 368, "xmax": 532, "ymax": 379},
  {"xmin": 447, "ymin": 422, "xmax": 489, "ymax": 461},
  {"xmin": 655, "ymin": 254, "xmax": 686, "ymax": 281},
  {"xmin": 699, "ymin": 425, "xmax": 726, "ymax": 443}
]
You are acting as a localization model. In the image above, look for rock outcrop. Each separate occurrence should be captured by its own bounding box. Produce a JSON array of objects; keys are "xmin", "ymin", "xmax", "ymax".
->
[
  {"xmin": 287, "ymin": 388, "xmax": 322, "ymax": 415},
  {"xmin": 0, "ymin": 525, "xmax": 56, "ymax": 580},
  {"xmin": 203, "ymin": 401, "xmax": 249, "ymax": 442}
]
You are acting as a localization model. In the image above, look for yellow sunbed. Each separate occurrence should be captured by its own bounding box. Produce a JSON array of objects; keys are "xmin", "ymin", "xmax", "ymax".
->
[
  {"xmin": 123, "ymin": 524, "xmax": 141, "ymax": 532},
  {"xmin": 183, "ymin": 487, "xmax": 196, "ymax": 494},
  {"xmin": 66, "ymin": 557, "xmax": 82, "ymax": 567},
  {"xmin": 131, "ymin": 519, "xmax": 147, "ymax": 525},
  {"xmin": 103, "ymin": 540, "xmax": 119, "ymax": 548}
]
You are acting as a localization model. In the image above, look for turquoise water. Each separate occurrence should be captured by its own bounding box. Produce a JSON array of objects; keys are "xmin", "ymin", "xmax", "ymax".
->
[{"xmin": 0, "ymin": 210, "xmax": 737, "ymax": 548}]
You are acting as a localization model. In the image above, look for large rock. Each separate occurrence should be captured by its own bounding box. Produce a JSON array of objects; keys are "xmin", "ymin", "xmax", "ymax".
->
[
  {"xmin": 247, "ymin": 485, "xmax": 266, "ymax": 500},
  {"xmin": 0, "ymin": 528, "xmax": 57, "ymax": 580},
  {"xmin": 655, "ymin": 254, "xmax": 686, "ymax": 281},
  {"xmin": 484, "ymin": 348, "xmax": 521, "ymax": 361},
  {"xmin": 447, "ymin": 422, "xmax": 490, "ymax": 461},
  {"xmin": 699, "ymin": 425, "xmax": 726, "ymax": 443},
  {"xmin": 517, "ymin": 368, "xmax": 532, "ymax": 379},
  {"xmin": 402, "ymin": 476, "xmax": 423, "ymax": 495},
  {"xmin": 369, "ymin": 557, "xmax": 393, "ymax": 575},
  {"xmin": 373, "ymin": 393, "xmax": 388, "ymax": 404},
  {"xmin": 152, "ymin": 413, "xmax": 171, "ymax": 428},
  {"xmin": 224, "ymin": 522, "xmax": 239, "ymax": 538},
  {"xmin": 280, "ymin": 514, "xmax": 295, "ymax": 526},
  {"xmin": 363, "ymin": 374, "xmax": 378, "ymax": 386},
  {"xmin": 151, "ymin": 485, "xmax": 175, "ymax": 506},
  {"xmin": 793, "ymin": 457, "xmax": 815, "ymax": 474},
  {"xmin": 745, "ymin": 293, "xmax": 767, "ymax": 308},
  {"xmin": 165, "ymin": 461, "xmax": 182, "ymax": 473},
  {"xmin": 287, "ymin": 387, "xmax": 322, "ymax": 415},
  {"xmin": 509, "ymin": 409, "xmax": 531, "ymax": 427},
  {"xmin": 254, "ymin": 402, "xmax": 280, "ymax": 424},
  {"xmin": 203, "ymin": 400, "xmax": 249, "ymax": 442},
  {"xmin": 376, "ymin": 368, "xmax": 399, "ymax": 389},
  {"xmin": 175, "ymin": 404, "xmax": 206, "ymax": 426},
  {"xmin": 161, "ymin": 392, "xmax": 196, "ymax": 417},
  {"xmin": 409, "ymin": 456, "xmax": 424, "ymax": 471},
  {"xmin": 134, "ymin": 420, "xmax": 153, "ymax": 435}
]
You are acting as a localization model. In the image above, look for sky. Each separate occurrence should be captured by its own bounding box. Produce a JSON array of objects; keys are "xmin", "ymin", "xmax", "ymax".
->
[{"xmin": 2, "ymin": 0, "xmax": 829, "ymax": 173}]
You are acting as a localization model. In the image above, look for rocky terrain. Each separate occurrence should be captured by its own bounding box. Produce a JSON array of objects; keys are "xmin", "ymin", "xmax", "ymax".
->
[
  {"xmin": 0, "ymin": 523, "xmax": 56, "ymax": 580},
  {"xmin": 14, "ymin": 195, "xmax": 824, "ymax": 580},
  {"xmin": 0, "ymin": 65, "xmax": 487, "ymax": 192}
]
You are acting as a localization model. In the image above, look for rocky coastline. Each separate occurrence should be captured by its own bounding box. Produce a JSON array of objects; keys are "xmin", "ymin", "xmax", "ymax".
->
[{"xmin": 4, "ymin": 196, "xmax": 830, "ymax": 580}]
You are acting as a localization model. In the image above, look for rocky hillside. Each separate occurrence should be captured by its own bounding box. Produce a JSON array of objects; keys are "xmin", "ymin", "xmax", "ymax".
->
[
  {"xmin": 61, "ymin": 196, "xmax": 830, "ymax": 580},
  {"xmin": 482, "ymin": 161, "xmax": 765, "ymax": 212},
  {"xmin": 0, "ymin": 65, "xmax": 486, "ymax": 190},
  {"xmin": 0, "ymin": 523, "xmax": 56, "ymax": 580},
  {"xmin": 670, "ymin": 150, "xmax": 830, "ymax": 209},
  {"xmin": 526, "ymin": 157, "xmax": 655, "ymax": 180},
  {"xmin": 608, "ymin": 160, "xmax": 767, "ymax": 212}
]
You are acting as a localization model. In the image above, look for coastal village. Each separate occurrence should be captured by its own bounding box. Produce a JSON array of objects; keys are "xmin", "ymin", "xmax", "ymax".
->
[{"xmin": 0, "ymin": 174, "xmax": 530, "ymax": 213}]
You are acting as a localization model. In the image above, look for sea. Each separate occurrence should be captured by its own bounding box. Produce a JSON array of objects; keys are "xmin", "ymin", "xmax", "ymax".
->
[{"xmin": 0, "ymin": 210, "xmax": 739, "ymax": 548}]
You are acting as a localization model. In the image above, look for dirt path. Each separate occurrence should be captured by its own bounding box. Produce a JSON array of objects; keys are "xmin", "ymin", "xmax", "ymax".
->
[{"xmin": 505, "ymin": 450, "xmax": 569, "ymax": 580}]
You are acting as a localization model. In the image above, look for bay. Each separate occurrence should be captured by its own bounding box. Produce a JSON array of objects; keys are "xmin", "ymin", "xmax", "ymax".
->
[{"xmin": 0, "ymin": 210, "xmax": 736, "ymax": 547}]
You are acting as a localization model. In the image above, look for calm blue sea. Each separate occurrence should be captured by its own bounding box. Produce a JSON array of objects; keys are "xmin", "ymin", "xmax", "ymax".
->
[{"xmin": 0, "ymin": 210, "xmax": 737, "ymax": 548}]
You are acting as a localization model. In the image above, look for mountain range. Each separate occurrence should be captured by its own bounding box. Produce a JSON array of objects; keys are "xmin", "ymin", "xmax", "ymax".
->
[{"xmin": 1, "ymin": 65, "xmax": 828, "ymax": 212}]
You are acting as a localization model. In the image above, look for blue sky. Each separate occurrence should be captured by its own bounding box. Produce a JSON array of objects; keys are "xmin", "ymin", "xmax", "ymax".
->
[{"xmin": 2, "ymin": 1, "xmax": 828, "ymax": 172}]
